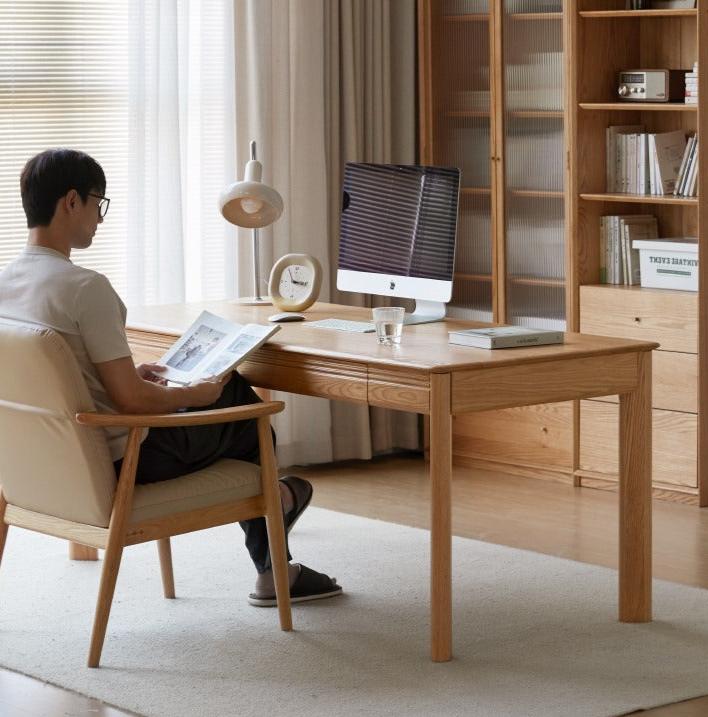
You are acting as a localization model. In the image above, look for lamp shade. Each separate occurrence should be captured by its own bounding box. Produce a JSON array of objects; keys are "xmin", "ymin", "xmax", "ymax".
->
[{"xmin": 219, "ymin": 159, "xmax": 283, "ymax": 229}]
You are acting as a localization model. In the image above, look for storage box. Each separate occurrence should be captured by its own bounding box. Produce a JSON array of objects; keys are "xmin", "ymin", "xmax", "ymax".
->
[{"xmin": 632, "ymin": 238, "xmax": 698, "ymax": 291}]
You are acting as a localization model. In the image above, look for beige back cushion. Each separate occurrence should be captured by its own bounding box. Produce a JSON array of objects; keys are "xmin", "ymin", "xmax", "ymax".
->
[{"xmin": 0, "ymin": 318, "xmax": 116, "ymax": 527}]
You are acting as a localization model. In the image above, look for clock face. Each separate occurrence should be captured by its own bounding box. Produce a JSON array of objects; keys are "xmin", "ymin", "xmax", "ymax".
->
[{"xmin": 278, "ymin": 264, "xmax": 312, "ymax": 302}]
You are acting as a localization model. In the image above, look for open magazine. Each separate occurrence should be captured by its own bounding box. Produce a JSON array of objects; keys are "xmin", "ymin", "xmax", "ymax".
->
[{"xmin": 157, "ymin": 310, "xmax": 280, "ymax": 386}]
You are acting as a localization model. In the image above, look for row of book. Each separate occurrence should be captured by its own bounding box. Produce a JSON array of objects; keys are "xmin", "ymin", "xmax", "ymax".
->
[
  {"xmin": 686, "ymin": 62, "xmax": 698, "ymax": 105},
  {"xmin": 599, "ymin": 214, "xmax": 658, "ymax": 285},
  {"xmin": 606, "ymin": 126, "xmax": 693, "ymax": 196},
  {"xmin": 674, "ymin": 134, "xmax": 699, "ymax": 196}
]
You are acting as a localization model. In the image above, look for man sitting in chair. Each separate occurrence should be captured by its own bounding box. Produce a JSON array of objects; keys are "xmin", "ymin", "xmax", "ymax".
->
[{"xmin": 0, "ymin": 148, "xmax": 342, "ymax": 607}]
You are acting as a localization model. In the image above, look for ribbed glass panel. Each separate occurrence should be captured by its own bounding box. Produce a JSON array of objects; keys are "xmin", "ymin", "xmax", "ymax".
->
[
  {"xmin": 503, "ymin": 1, "xmax": 565, "ymax": 330},
  {"xmin": 433, "ymin": 4, "xmax": 493, "ymax": 322},
  {"xmin": 0, "ymin": 1, "xmax": 130, "ymax": 294}
]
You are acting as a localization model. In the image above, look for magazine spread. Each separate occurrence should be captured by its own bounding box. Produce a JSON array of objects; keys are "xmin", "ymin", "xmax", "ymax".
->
[{"xmin": 157, "ymin": 310, "xmax": 281, "ymax": 386}]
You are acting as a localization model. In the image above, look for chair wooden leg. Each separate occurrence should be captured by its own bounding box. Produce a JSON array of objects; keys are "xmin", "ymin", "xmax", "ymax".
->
[
  {"xmin": 257, "ymin": 417, "xmax": 292, "ymax": 631},
  {"xmin": 87, "ymin": 427, "xmax": 142, "ymax": 668},
  {"xmin": 88, "ymin": 535, "xmax": 124, "ymax": 668},
  {"xmin": 157, "ymin": 538, "xmax": 176, "ymax": 599}
]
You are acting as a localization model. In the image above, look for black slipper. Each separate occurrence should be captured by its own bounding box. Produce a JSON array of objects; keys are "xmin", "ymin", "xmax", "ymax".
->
[
  {"xmin": 248, "ymin": 564, "xmax": 343, "ymax": 607},
  {"xmin": 280, "ymin": 475, "xmax": 313, "ymax": 535}
]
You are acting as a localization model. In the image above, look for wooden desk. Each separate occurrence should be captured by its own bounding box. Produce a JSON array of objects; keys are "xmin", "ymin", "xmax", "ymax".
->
[{"xmin": 123, "ymin": 301, "xmax": 657, "ymax": 662}]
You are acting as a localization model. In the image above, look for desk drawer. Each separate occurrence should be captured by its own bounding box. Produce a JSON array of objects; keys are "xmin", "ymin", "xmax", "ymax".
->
[
  {"xmin": 593, "ymin": 350, "xmax": 697, "ymax": 414},
  {"xmin": 579, "ymin": 400, "xmax": 697, "ymax": 488},
  {"xmin": 580, "ymin": 285, "xmax": 697, "ymax": 354}
]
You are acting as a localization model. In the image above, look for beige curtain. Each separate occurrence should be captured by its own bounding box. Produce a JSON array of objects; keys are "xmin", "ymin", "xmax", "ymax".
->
[{"xmin": 233, "ymin": 0, "xmax": 417, "ymax": 466}]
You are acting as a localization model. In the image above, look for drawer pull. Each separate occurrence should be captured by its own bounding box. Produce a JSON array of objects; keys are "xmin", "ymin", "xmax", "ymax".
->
[{"xmin": 634, "ymin": 316, "xmax": 641, "ymax": 323}]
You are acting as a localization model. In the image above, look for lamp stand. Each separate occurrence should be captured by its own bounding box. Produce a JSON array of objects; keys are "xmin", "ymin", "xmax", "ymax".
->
[{"xmin": 233, "ymin": 226, "xmax": 272, "ymax": 305}]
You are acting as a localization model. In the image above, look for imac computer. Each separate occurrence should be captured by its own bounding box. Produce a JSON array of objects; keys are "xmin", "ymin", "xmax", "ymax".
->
[{"xmin": 337, "ymin": 162, "xmax": 460, "ymax": 325}]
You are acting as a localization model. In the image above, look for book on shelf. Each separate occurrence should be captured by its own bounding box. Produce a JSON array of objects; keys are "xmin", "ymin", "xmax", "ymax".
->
[
  {"xmin": 674, "ymin": 134, "xmax": 698, "ymax": 197},
  {"xmin": 448, "ymin": 326, "xmax": 564, "ymax": 349},
  {"xmin": 600, "ymin": 215, "xmax": 658, "ymax": 285},
  {"xmin": 607, "ymin": 126, "xmax": 688, "ymax": 195},
  {"xmin": 156, "ymin": 310, "xmax": 281, "ymax": 386}
]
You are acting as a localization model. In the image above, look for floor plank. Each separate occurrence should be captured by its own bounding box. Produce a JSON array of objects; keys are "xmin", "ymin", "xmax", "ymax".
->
[{"xmin": 2, "ymin": 455, "xmax": 708, "ymax": 716}]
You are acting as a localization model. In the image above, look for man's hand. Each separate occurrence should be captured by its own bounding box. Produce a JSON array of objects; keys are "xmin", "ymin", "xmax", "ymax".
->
[
  {"xmin": 186, "ymin": 374, "xmax": 230, "ymax": 407},
  {"xmin": 137, "ymin": 362, "xmax": 168, "ymax": 385}
]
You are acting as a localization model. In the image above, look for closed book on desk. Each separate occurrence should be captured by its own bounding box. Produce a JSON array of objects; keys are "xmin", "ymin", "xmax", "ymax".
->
[{"xmin": 448, "ymin": 326, "xmax": 565, "ymax": 349}]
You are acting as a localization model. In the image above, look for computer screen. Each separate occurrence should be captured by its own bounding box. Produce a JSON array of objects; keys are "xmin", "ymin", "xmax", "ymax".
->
[{"xmin": 337, "ymin": 162, "xmax": 460, "ymax": 323}]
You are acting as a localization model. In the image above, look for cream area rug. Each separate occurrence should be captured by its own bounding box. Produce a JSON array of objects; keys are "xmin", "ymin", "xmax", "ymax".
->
[{"xmin": 1, "ymin": 507, "xmax": 708, "ymax": 717}]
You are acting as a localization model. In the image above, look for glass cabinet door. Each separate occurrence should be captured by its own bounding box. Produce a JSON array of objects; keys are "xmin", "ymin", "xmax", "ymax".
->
[
  {"xmin": 502, "ymin": 0, "xmax": 565, "ymax": 330},
  {"xmin": 432, "ymin": 0, "xmax": 494, "ymax": 322}
]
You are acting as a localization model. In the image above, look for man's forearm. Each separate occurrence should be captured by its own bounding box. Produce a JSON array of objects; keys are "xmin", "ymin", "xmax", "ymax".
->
[{"xmin": 117, "ymin": 379, "xmax": 194, "ymax": 414}]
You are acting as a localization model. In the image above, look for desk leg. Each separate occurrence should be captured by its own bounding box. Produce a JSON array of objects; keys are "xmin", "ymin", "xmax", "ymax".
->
[
  {"xmin": 430, "ymin": 373, "xmax": 452, "ymax": 662},
  {"xmin": 618, "ymin": 351, "xmax": 652, "ymax": 622},
  {"xmin": 69, "ymin": 543, "xmax": 98, "ymax": 561}
]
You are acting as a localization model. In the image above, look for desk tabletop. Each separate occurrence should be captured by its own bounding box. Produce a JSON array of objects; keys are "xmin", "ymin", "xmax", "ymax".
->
[{"xmin": 126, "ymin": 301, "xmax": 658, "ymax": 374}]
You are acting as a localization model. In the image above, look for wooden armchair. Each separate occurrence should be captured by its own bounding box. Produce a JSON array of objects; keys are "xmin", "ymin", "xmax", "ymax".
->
[{"xmin": 0, "ymin": 318, "xmax": 291, "ymax": 668}]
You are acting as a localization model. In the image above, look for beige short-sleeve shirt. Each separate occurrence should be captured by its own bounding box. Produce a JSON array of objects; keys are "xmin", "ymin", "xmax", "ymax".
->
[{"xmin": 0, "ymin": 246, "xmax": 136, "ymax": 460}]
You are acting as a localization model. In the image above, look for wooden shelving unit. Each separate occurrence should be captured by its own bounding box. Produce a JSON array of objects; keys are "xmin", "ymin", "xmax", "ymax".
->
[
  {"xmin": 567, "ymin": 1, "xmax": 706, "ymax": 504},
  {"xmin": 420, "ymin": 1, "xmax": 571, "ymax": 482}
]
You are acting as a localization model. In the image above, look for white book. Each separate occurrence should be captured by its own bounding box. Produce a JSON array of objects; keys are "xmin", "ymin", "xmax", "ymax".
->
[
  {"xmin": 448, "ymin": 326, "xmax": 565, "ymax": 349},
  {"xmin": 157, "ymin": 310, "xmax": 281, "ymax": 386},
  {"xmin": 648, "ymin": 134, "xmax": 657, "ymax": 194},
  {"xmin": 687, "ymin": 146, "xmax": 699, "ymax": 196},
  {"xmin": 679, "ymin": 136, "xmax": 697, "ymax": 196},
  {"xmin": 607, "ymin": 125, "xmax": 643, "ymax": 192},
  {"xmin": 600, "ymin": 216, "xmax": 609, "ymax": 284},
  {"xmin": 653, "ymin": 129, "xmax": 687, "ymax": 194},
  {"xmin": 673, "ymin": 135, "xmax": 693, "ymax": 195}
]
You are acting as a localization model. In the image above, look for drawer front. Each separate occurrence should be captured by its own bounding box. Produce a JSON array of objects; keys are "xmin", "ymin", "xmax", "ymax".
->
[
  {"xmin": 595, "ymin": 351, "xmax": 698, "ymax": 414},
  {"xmin": 580, "ymin": 285, "xmax": 698, "ymax": 353},
  {"xmin": 580, "ymin": 400, "xmax": 697, "ymax": 488},
  {"xmin": 453, "ymin": 403, "xmax": 573, "ymax": 471}
]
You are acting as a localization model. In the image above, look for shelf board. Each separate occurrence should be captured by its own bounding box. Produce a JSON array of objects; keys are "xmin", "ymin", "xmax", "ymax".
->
[
  {"xmin": 508, "ymin": 12, "xmax": 562, "ymax": 21},
  {"xmin": 510, "ymin": 189, "xmax": 564, "ymax": 199},
  {"xmin": 445, "ymin": 110, "xmax": 490, "ymax": 118},
  {"xmin": 579, "ymin": 9, "xmax": 697, "ymax": 19},
  {"xmin": 580, "ymin": 192, "xmax": 698, "ymax": 206},
  {"xmin": 509, "ymin": 276, "xmax": 565, "ymax": 288},
  {"xmin": 580, "ymin": 102, "xmax": 697, "ymax": 112},
  {"xmin": 583, "ymin": 283, "xmax": 695, "ymax": 299},
  {"xmin": 461, "ymin": 187, "xmax": 492, "ymax": 196},
  {"xmin": 454, "ymin": 272, "xmax": 492, "ymax": 282},
  {"xmin": 443, "ymin": 14, "xmax": 488, "ymax": 23},
  {"xmin": 509, "ymin": 110, "xmax": 563, "ymax": 118}
]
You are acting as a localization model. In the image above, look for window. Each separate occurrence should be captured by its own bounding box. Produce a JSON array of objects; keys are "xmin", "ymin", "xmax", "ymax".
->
[{"xmin": 0, "ymin": 0, "xmax": 130, "ymax": 293}]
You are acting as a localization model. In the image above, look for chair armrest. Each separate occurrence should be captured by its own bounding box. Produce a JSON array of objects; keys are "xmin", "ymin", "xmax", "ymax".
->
[{"xmin": 75, "ymin": 401, "xmax": 285, "ymax": 428}]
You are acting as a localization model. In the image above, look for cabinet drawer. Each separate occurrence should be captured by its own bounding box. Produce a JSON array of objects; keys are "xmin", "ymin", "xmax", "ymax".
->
[
  {"xmin": 596, "ymin": 351, "xmax": 698, "ymax": 414},
  {"xmin": 580, "ymin": 285, "xmax": 698, "ymax": 353},
  {"xmin": 453, "ymin": 403, "xmax": 573, "ymax": 471},
  {"xmin": 580, "ymin": 400, "xmax": 697, "ymax": 488}
]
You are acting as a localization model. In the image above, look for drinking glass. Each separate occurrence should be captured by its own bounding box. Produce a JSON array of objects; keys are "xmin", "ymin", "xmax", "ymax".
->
[{"xmin": 372, "ymin": 306, "xmax": 405, "ymax": 346}]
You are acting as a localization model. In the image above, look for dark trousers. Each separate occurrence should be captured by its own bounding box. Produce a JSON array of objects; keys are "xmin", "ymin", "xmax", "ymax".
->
[{"xmin": 113, "ymin": 373, "xmax": 290, "ymax": 573}]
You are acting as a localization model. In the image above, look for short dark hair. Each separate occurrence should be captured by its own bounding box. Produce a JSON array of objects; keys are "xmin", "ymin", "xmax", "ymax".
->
[{"xmin": 20, "ymin": 149, "xmax": 106, "ymax": 228}]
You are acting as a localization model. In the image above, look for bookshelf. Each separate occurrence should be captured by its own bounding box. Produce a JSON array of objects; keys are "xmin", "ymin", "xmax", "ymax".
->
[
  {"xmin": 566, "ymin": 1, "xmax": 707, "ymax": 503},
  {"xmin": 419, "ymin": 0, "xmax": 573, "ymax": 480}
]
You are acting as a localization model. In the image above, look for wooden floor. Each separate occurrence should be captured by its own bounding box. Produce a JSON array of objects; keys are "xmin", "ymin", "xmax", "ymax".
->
[{"xmin": 2, "ymin": 455, "xmax": 708, "ymax": 716}]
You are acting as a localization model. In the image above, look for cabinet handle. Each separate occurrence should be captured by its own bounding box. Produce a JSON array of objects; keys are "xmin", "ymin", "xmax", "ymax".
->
[{"xmin": 634, "ymin": 316, "xmax": 641, "ymax": 323}]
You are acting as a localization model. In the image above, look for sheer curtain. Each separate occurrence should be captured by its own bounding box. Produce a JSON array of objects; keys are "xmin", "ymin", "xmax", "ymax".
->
[
  {"xmin": 125, "ymin": 0, "xmax": 239, "ymax": 307},
  {"xmin": 232, "ymin": 0, "xmax": 418, "ymax": 465}
]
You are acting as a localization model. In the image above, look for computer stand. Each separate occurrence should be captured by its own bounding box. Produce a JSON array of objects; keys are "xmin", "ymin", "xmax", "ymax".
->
[{"xmin": 403, "ymin": 300, "xmax": 447, "ymax": 325}]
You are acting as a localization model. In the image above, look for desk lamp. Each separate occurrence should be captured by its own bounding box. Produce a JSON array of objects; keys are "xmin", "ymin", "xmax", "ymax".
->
[{"xmin": 219, "ymin": 141, "xmax": 283, "ymax": 304}]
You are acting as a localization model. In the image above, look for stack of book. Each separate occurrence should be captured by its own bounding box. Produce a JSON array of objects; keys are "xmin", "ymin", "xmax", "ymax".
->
[
  {"xmin": 600, "ymin": 215, "xmax": 658, "ymax": 285},
  {"xmin": 674, "ymin": 134, "xmax": 699, "ymax": 197},
  {"xmin": 685, "ymin": 62, "xmax": 698, "ymax": 105},
  {"xmin": 606, "ymin": 126, "xmax": 687, "ymax": 195}
]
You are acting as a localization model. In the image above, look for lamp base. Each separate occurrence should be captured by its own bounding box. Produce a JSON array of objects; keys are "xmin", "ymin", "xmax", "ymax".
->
[{"xmin": 231, "ymin": 296, "xmax": 272, "ymax": 306}]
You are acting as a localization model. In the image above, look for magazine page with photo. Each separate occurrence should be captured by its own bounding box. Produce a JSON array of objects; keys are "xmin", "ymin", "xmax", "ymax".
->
[{"xmin": 158, "ymin": 310, "xmax": 280, "ymax": 385}]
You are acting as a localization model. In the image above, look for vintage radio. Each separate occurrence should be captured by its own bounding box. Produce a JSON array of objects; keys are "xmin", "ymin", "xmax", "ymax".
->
[{"xmin": 617, "ymin": 69, "xmax": 688, "ymax": 102}]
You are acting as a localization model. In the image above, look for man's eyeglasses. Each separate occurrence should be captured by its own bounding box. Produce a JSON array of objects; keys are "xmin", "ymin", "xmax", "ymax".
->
[{"xmin": 88, "ymin": 193, "xmax": 110, "ymax": 219}]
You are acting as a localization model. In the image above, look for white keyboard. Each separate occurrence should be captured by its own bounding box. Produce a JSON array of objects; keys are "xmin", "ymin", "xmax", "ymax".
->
[{"xmin": 308, "ymin": 318, "xmax": 376, "ymax": 333}]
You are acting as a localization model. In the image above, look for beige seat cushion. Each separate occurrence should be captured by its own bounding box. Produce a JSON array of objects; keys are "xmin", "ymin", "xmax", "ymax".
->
[{"xmin": 130, "ymin": 459, "xmax": 262, "ymax": 524}]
